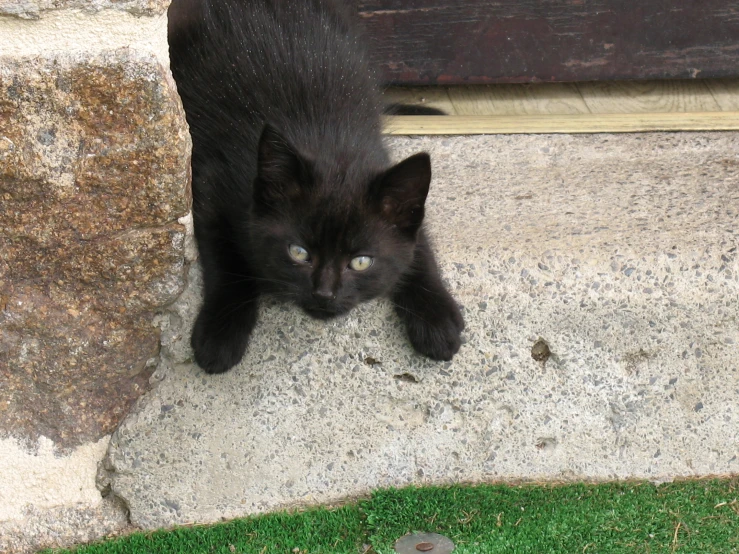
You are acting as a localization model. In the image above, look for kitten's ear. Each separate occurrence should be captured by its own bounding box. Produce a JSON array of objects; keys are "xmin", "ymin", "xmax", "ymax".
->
[
  {"xmin": 372, "ymin": 152, "xmax": 431, "ymax": 234},
  {"xmin": 254, "ymin": 124, "xmax": 311, "ymax": 209}
]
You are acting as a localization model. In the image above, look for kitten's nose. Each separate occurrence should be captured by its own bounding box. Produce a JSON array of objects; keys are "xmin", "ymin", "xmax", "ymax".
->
[
  {"xmin": 312, "ymin": 267, "xmax": 337, "ymax": 305},
  {"xmin": 312, "ymin": 287, "xmax": 335, "ymax": 303}
]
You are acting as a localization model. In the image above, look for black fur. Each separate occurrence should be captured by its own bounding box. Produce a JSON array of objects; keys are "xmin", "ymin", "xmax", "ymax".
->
[{"xmin": 168, "ymin": 0, "xmax": 464, "ymax": 373}]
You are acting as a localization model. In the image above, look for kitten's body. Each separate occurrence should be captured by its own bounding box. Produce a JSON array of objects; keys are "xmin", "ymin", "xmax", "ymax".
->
[{"xmin": 169, "ymin": 0, "xmax": 463, "ymax": 373}]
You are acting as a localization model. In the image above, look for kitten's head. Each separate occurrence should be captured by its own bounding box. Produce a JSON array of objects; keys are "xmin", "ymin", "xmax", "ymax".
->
[{"xmin": 247, "ymin": 124, "xmax": 431, "ymax": 319}]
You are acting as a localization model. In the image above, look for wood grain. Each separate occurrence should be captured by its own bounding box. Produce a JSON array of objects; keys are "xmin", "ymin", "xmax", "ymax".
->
[
  {"xmin": 577, "ymin": 81, "xmax": 721, "ymax": 114},
  {"xmin": 383, "ymin": 112, "xmax": 739, "ymax": 135},
  {"xmin": 447, "ymin": 83, "xmax": 590, "ymax": 115},
  {"xmin": 704, "ymin": 79, "xmax": 739, "ymax": 111},
  {"xmin": 355, "ymin": 0, "xmax": 739, "ymax": 85}
]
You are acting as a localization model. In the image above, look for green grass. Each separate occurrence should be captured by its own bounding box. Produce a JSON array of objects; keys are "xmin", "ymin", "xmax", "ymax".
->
[
  {"xmin": 366, "ymin": 481, "xmax": 739, "ymax": 553},
  {"xmin": 47, "ymin": 479, "xmax": 739, "ymax": 554},
  {"xmin": 46, "ymin": 507, "xmax": 364, "ymax": 554}
]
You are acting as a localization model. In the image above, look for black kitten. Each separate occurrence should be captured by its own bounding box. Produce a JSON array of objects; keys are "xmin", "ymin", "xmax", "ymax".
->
[{"xmin": 168, "ymin": 0, "xmax": 464, "ymax": 374}]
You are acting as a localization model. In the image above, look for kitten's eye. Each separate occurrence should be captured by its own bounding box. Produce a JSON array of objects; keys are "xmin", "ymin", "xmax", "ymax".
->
[
  {"xmin": 288, "ymin": 244, "xmax": 310, "ymax": 263},
  {"xmin": 349, "ymin": 255, "xmax": 373, "ymax": 271}
]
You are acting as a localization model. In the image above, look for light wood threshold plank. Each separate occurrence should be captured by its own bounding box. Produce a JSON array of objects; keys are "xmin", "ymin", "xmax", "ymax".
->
[
  {"xmin": 383, "ymin": 112, "xmax": 739, "ymax": 135},
  {"xmin": 447, "ymin": 83, "xmax": 590, "ymax": 115},
  {"xmin": 704, "ymin": 79, "xmax": 739, "ymax": 111},
  {"xmin": 577, "ymin": 80, "xmax": 721, "ymax": 113}
]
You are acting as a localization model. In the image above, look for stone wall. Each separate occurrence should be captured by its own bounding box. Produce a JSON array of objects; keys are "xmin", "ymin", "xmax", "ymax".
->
[{"xmin": 0, "ymin": 1, "xmax": 191, "ymax": 551}]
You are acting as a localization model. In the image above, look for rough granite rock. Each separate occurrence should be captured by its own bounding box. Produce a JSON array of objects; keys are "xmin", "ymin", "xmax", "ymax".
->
[
  {"xmin": 0, "ymin": 0, "xmax": 169, "ymax": 19},
  {"xmin": 0, "ymin": 51, "xmax": 191, "ymax": 451}
]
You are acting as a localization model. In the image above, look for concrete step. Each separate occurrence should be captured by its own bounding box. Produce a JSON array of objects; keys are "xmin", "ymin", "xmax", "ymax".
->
[{"xmin": 103, "ymin": 133, "xmax": 739, "ymax": 529}]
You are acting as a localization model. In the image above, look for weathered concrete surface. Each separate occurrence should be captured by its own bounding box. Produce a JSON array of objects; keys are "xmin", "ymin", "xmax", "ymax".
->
[
  {"xmin": 0, "ymin": 10, "xmax": 169, "ymax": 59},
  {"xmin": 0, "ymin": 436, "xmax": 109, "ymax": 521},
  {"xmin": 0, "ymin": 436, "xmax": 129, "ymax": 553},
  {"xmin": 104, "ymin": 133, "xmax": 739, "ymax": 529},
  {"xmin": 0, "ymin": 498, "xmax": 128, "ymax": 554},
  {"xmin": 0, "ymin": 52, "xmax": 190, "ymax": 450},
  {"xmin": 0, "ymin": 0, "xmax": 169, "ymax": 19}
]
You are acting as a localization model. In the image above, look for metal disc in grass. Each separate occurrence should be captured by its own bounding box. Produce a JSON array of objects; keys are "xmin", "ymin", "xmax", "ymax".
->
[{"xmin": 394, "ymin": 532, "xmax": 455, "ymax": 554}]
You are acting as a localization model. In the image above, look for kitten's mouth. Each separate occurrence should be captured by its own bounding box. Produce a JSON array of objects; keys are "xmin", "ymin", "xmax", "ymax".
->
[{"xmin": 302, "ymin": 305, "xmax": 347, "ymax": 320}]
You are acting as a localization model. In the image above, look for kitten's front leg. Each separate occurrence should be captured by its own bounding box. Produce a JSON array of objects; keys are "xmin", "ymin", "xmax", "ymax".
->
[
  {"xmin": 392, "ymin": 231, "xmax": 464, "ymax": 361},
  {"xmin": 191, "ymin": 281, "xmax": 259, "ymax": 374},
  {"xmin": 191, "ymin": 224, "xmax": 259, "ymax": 374}
]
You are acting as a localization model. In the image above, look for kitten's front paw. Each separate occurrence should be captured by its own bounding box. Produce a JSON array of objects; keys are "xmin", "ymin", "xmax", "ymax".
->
[
  {"xmin": 405, "ymin": 300, "xmax": 465, "ymax": 361},
  {"xmin": 191, "ymin": 306, "xmax": 256, "ymax": 374}
]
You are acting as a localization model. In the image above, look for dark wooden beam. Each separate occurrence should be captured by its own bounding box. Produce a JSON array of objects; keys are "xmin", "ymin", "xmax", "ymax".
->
[{"xmin": 355, "ymin": 1, "xmax": 739, "ymax": 85}]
